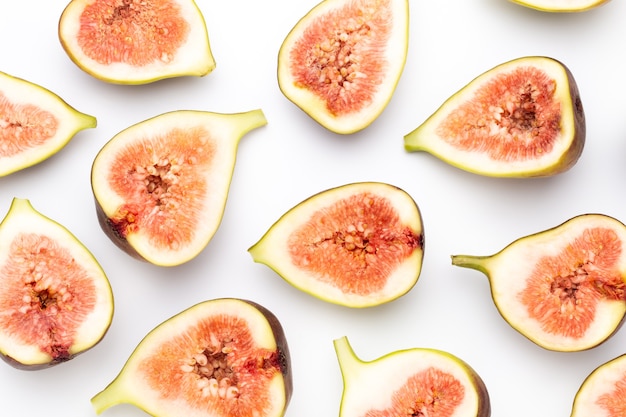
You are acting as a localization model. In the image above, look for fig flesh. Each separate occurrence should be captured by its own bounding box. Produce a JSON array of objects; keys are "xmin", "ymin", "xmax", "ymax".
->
[
  {"xmin": 91, "ymin": 109, "xmax": 266, "ymax": 267},
  {"xmin": 0, "ymin": 198, "xmax": 113, "ymax": 369},
  {"xmin": 58, "ymin": 0, "xmax": 216, "ymax": 84},
  {"xmin": 91, "ymin": 298, "xmax": 292, "ymax": 417},
  {"xmin": 334, "ymin": 336, "xmax": 490, "ymax": 417},
  {"xmin": 571, "ymin": 353, "xmax": 626, "ymax": 417},
  {"xmin": 404, "ymin": 56, "xmax": 585, "ymax": 177},
  {"xmin": 277, "ymin": 0, "xmax": 409, "ymax": 134},
  {"xmin": 451, "ymin": 214, "xmax": 626, "ymax": 352},
  {"xmin": 0, "ymin": 71, "xmax": 97, "ymax": 177},
  {"xmin": 509, "ymin": 0, "xmax": 611, "ymax": 12},
  {"xmin": 249, "ymin": 182, "xmax": 424, "ymax": 308}
]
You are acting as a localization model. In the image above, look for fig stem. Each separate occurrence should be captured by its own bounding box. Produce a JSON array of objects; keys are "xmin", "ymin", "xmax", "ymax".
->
[
  {"xmin": 91, "ymin": 377, "xmax": 126, "ymax": 415},
  {"xmin": 451, "ymin": 254, "xmax": 491, "ymax": 275},
  {"xmin": 231, "ymin": 109, "xmax": 268, "ymax": 138},
  {"xmin": 333, "ymin": 336, "xmax": 366, "ymax": 385}
]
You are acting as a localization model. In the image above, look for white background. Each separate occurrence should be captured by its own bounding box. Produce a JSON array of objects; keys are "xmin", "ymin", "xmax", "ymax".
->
[{"xmin": 1, "ymin": 0, "xmax": 626, "ymax": 416}]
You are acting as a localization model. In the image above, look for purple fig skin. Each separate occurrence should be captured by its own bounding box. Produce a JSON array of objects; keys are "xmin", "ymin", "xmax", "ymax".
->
[
  {"xmin": 558, "ymin": 60, "xmax": 586, "ymax": 175},
  {"xmin": 94, "ymin": 199, "xmax": 146, "ymax": 262},
  {"xmin": 242, "ymin": 299, "xmax": 294, "ymax": 405}
]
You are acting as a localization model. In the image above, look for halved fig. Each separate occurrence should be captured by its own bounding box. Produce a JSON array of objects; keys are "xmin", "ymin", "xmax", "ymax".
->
[
  {"xmin": 334, "ymin": 336, "xmax": 490, "ymax": 417},
  {"xmin": 0, "ymin": 71, "xmax": 96, "ymax": 177},
  {"xmin": 404, "ymin": 56, "xmax": 585, "ymax": 177},
  {"xmin": 91, "ymin": 298, "xmax": 292, "ymax": 417},
  {"xmin": 277, "ymin": 0, "xmax": 409, "ymax": 134},
  {"xmin": 451, "ymin": 214, "xmax": 626, "ymax": 352},
  {"xmin": 249, "ymin": 182, "xmax": 424, "ymax": 308},
  {"xmin": 571, "ymin": 353, "xmax": 626, "ymax": 417},
  {"xmin": 509, "ymin": 0, "xmax": 611, "ymax": 12},
  {"xmin": 58, "ymin": 0, "xmax": 215, "ymax": 84},
  {"xmin": 0, "ymin": 198, "xmax": 113, "ymax": 369},
  {"xmin": 91, "ymin": 109, "xmax": 266, "ymax": 267}
]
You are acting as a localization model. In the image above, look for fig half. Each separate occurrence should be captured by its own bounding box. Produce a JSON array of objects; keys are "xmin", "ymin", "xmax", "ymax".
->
[
  {"xmin": 452, "ymin": 214, "xmax": 626, "ymax": 352},
  {"xmin": 509, "ymin": 0, "xmax": 611, "ymax": 12},
  {"xmin": 0, "ymin": 70, "xmax": 96, "ymax": 177},
  {"xmin": 334, "ymin": 336, "xmax": 490, "ymax": 417},
  {"xmin": 0, "ymin": 198, "xmax": 113, "ymax": 369},
  {"xmin": 570, "ymin": 353, "xmax": 626, "ymax": 417},
  {"xmin": 58, "ymin": 0, "xmax": 216, "ymax": 84},
  {"xmin": 91, "ymin": 109, "xmax": 266, "ymax": 266},
  {"xmin": 91, "ymin": 298, "xmax": 292, "ymax": 417},
  {"xmin": 249, "ymin": 182, "xmax": 424, "ymax": 308},
  {"xmin": 404, "ymin": 56, "xmax": 585, "ymax": 177},
  {"xmin": 277, "ymin": 0, "xmax": 409, "ymax": 134}
]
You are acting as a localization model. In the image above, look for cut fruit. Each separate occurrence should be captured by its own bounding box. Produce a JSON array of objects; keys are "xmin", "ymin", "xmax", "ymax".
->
[
  {"xmin": 91, "ymin": 109, "xmax": 266, "ymax": 267},
  {"xmin": 91, "ymin": 298, "xmax": 292, "ymax": 417},
  {"xmin": 334, "ymin": 336, "xmax": 490, "ymax": 417},
  {"xmin": 0, "ymin": 198, "xmax": 113, "ymax": 369},
  {"xmin": 277, "ymin": 0, "xmax": 409, "ymax": 134},
  {"xmin": 58, "ymin": 0, "xmax": 216, "ymax": 84},
  {"xmin": 249, "ymin": 182, "xmax": 424, "ymax": 308},
  {"xmin": 451, "ymin": 214, "xmax": 626, "ymax": 352},
  {"xmin": 404, "ymin": 56, "xmax": 585, "ymax": 177},
  {"xmin": 509, "ymin": 0, "xmax": 611, "ymax": 12},
  {"xmin": 0, "ymin": 71, "xmax": 96, "ymax": 177},
  {"xmin": 571, "ymin": 353, "xmax": 626, "ymax": 417}
]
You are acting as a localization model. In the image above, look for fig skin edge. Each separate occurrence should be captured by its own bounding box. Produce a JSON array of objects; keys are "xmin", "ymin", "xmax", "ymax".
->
[{"xmin": 91, "ymin": 298, "xmax": 293, "ymax": 417}]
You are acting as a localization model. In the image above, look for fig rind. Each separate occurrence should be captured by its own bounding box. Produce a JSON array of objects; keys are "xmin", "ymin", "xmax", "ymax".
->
[
  {"xmin": 249, "ymin": 182, "xmax": 424, "ymax": 308},
  {"xmin": 0, "ymin": 71, "xmax": 97, "ymax": 177},
  {"xmin": 277, "ymin": 0, "xmax": 409, "ymax": 134},
  {"xmin": 91, "ymin": 109, "xmax": 267, "ymax": 267},
  {"xmin": 452, "ymin": 214, "xmax": 626, "ymax": 352},
  {"xmin": 570, "ymin": 353, "xmax": 626, "ymax": 417},
  {"xmin": 509, "ymin": 0, "xmax": 611, "ymax": 12},
  {"xmin": 58, "ymin": 0, "xmax": 216, "ymax": 85},
  {"xmin": 334, "ymin": 336, "xmax": 490, "ymax": 417},
  {"xmin": 404, "ymin": 56, "xmax": 585, "ymax": 178},
  {"xmin": 0, "ymin": 198, "xmax": 113, "ymax": 370},
  {"xmin": 91, "ymin": 298, "xmax": 292, "ymax": 417}
]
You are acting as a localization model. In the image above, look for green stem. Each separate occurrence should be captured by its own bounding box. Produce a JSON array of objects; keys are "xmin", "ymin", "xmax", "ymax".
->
[
  {"xmin": 333, "ymin": 336, "xmax": 366, "ymax": 386},
  {"xmin": 450, "ymin": 254, "xmax": 492, "ymax": 275}
]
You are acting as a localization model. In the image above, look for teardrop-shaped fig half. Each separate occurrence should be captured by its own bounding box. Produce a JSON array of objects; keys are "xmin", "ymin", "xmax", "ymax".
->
[
  {"xmin": 0, "ymin": 71, "xmax": 96, "ymax": 177},
  {"xmin": 91, "ymin": 109, "xmax": 266, "ymax": 267},
  {"xmin": 91, "ymin": 298, "xmax": 292, "ymax": 417},
  {"xmin": 509, "ymin": 0, "xmax": 611, "ymax": 12},
  {"xmin": 0, "ymin": 198, "xmax": 113, "ymax": 369},
  {"xmin": 277, "ymin": 0, "xmax": 409, "ymax": 134},
  {"xmin": 58, "ymin": 0, "xmax": 215, "ymax": 84},
  {"xmin": 404, "ymin": 56, "xmax": 585, "ymax": 177},
  {"xmin": 249, "ymin": 182, "xmax": 424, "ymax": 308},
  {"xmin": 570, "ymin": 353, "xmax": 626, "ymax": 417},
  {"xmin": 452, "ymin": 214, "xmax": 626, "ymax": 352},
  {"xmin": 334, "ymin": 336, "xmax": 490, "ymax": 417}
]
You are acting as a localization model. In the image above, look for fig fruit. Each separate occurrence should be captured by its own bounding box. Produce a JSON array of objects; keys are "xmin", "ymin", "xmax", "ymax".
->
[
  {"xmin": 334, "ymin": 336, "xmax": 490, "ymax": 417},
  {"xmin": 404, "ymin": 56, "xmax": 585, "ymax": 177},
  {"xmin": 91, "ymin": 109, "xmax": 266, "ymax": 267},
  {"xmin": 509, "ymin": 0, "xmax": 611, "ymax": 12},
  {"xmin": 0, "ymin": 70, "xmax": 96, "ymax": 177},
  {"xmin": 451, "ymin": 214, "xmax": 626, "ymax": 352},
  {"xmin": 0, "ymin": 198, "xmax": 113, "ymax": 369},
  {"xmin": 91, "ymin": 298, "xmax": 292, "ymax": 417},
  {"xmin": 570, "ymin": 353, "xmax": 626, "ymax": 417},
  {"xmin": 58, "ymin": 0, "xmax": 215, "ymax": 84},
  {"xmin": 249, "ymin": 182, "xmax": 424, "ymax": 308},
  {"xmin": 277, "ymin": 0, "xmax": 409, "ymax": 134}
]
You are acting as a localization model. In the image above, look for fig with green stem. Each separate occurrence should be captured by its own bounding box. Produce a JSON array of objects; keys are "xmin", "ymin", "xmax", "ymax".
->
[
  {"xmin": 452, "ymin": 214, "xmax": 626, "ymax": 352},
  {"xmin": 334, "ymin": 336, "xmax": 490, "ymax": 417}
]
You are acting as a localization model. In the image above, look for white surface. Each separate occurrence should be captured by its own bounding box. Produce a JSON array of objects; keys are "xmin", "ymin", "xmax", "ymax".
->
[{"xmin": 1, "ymin": 1, "xmax": 625, "ymax": 416}]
